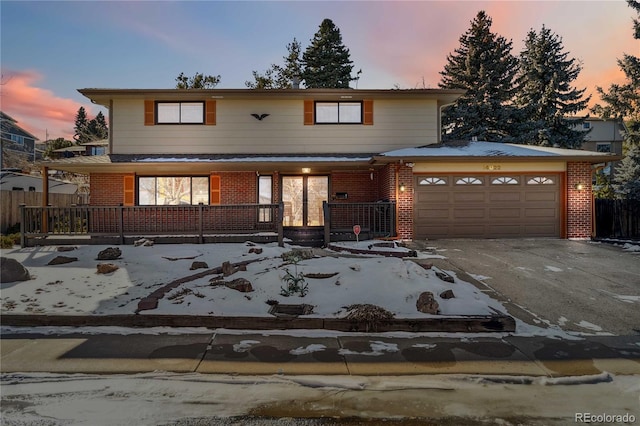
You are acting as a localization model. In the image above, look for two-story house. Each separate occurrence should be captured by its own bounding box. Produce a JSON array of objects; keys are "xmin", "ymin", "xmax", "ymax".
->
[
  {"xmin": 577, "ymin": 117, "xmax": 625, "ymax": 177},
  {"xmin": 1, "ymin": 111, "xmax": 39, "ymax": 170},
  {"xmin": 38, "ymin": 88, "xmax": 621, "ymax": 245}
]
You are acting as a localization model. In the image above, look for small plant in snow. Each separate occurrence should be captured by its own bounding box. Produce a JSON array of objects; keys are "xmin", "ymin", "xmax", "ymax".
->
[{"xmin": 280, "ymin": 254, "xmax": 309, "ymax": 297}]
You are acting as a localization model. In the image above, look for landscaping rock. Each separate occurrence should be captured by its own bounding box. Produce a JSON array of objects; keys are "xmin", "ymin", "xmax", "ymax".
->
[
  {"xmin": 416, "ymin": 291, "xmax": 440, "ymax": 314},
  {"xmin": 47, "ymin": 256, "xmax": 78, "ymax": 266},
  {"xmin": 56, "ymin": 246, "xmax": 77, "ymax": 252},
  {"xmin": 225, "ymin": 278, "xmax": 253, "ymax": 293},
  {"xmin": 440, "ymin": 289, "xmax": 455, "ymax": 299},
  {"xmin": 137, "ymin": 297, "xmax": 158, "ymax": 311},
  {"xmin": 97, "ymin": 263, "xmax": 119, "ymax": 274},
  {"xmin": 97, "ymin": 247, "xmax": 122, "ymax": 260},
  {"xmin": 134, "ymin": 238, "xmax": 154, "ymax": 247},
  {"xmin": 222, "ymin": 261, "xmax": 234, "ymax": 276},
  {"xmin": 434, "ymin": 268, "xmax": 455, "ymax": 283},
  {"xmin": 282, "ymin": 249, "xmax": 314, "ymax": 262},
  {"xmin": 1, "ymin": 257, "xmax": 30, "ymax": 282},
  {"xmin": 190, "ymin": 261, "xmax": 209, "ymax": 270},
  {"xmin": 248, "ymin": 247, "xmax": 263, "ymax": 254}
]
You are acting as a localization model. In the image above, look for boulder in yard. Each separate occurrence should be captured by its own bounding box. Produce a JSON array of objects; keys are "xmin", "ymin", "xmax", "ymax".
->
[
  {"xmin": 47, "ymin": 256, "xmax": 78, "ymax": 266},
  {"xmin": 134, "ymin": 238, "xmax": 154, "ymax": 247},
  {"xmin": 440, "ymin": 289, "xmax": 455, "ymax": 299},
  {"xmin": 225, "ymin": 278, "xmax": 254, "ymax": 293},
  {"xmin": 56, "ymin": 246, "xmax": 77, "ymax": 252},
  {"xmin": 416, "ymin": 291, "xmax": 440, "ymax": 314},
  {"xmin": 434, "ymin": 268, "xmax": 455, "ymax": 283},
  {"xmin": 190, "ymin": 261, "xmax": 209, "ymax": 270},
  {"xmin": 248, "ymin": 247, "xmax": 263, "ymax": 254},
  {"xmin": 97, "ymin": 263, "xmax": 119, "ymax": 274},
  {"xmin": 1, "ymin": 257, "xmax": 30, "ymax": 283},
  {"xmin": 97, "ymin": 247, "xmax": 122, "ymax": 260}
]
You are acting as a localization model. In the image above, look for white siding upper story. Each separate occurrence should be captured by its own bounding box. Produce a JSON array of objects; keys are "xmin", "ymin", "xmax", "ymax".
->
[{"xmin": 78, "ymin": 88, "xmax": 464, "ymax": 156}]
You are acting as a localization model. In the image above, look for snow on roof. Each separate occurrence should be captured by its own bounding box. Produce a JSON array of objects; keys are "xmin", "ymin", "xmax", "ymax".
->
[
  {"xmin": 382, "ymin": 141, "xmax": 612, "ymax": 158},
  {"xmin": 131, "ymin": 155, "xmax": 373, "ymax": 163}
]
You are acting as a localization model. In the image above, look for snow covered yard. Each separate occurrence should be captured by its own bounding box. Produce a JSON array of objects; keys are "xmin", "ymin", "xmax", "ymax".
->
[{"xmin": 0, "ymin": 241, "xmax": 506, "ymax": 318}]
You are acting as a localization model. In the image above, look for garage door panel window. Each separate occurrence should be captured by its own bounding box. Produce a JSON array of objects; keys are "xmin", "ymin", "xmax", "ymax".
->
[
  {"xmin": 456, "ymin": 177, "xmax": 483, "ymax": 185},
  {"xmin": 418, "ymin": 177, "xmax": 447, "ymax": 185},
  {"xmin": 527, "ymin": 176, "xmax": 556, "ymax": 185},
  {"xmin": 491, "ymin": 176, "xmax": 519, "ymax": 185}
]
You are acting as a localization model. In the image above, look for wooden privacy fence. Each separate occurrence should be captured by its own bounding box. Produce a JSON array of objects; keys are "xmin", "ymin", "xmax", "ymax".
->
[
  {"xmin": 594, "ymin": 198, "xmax": 640, "ymax": 240},
  {"xmin": 1, "ymin": 190, "xmax": 88, "ymax": 234}
]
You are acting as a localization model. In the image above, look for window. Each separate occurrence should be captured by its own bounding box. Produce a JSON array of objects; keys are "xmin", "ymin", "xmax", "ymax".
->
[
  {"xmin": 138, "ymin": 177, "xmax": 209, "ymax": 205},
  {"xmin": 456, "ymin": 177, "xmax": 483, "ymax": 185},
  {"xmin": 419, "ymin": 177, "xmax": 447, "ymax": 185},
  {"xmin": 596, "ymin": 143, "xmax": 611, "ymax": 153},
  {"xmin": 315, "ymin": 102, "xmax": 362, "ymax": 124},
  {"xmin": 527, "ymin": 176, "xmax": 555, "ymax": 185},
  {"xmin": 583, "ymin": 122, "xmax": 591, "ymax": 130},
  {"xmin": 258, "ymin": 175, "xmax": 273, "ymax": 222},
  {"xmin": 156, "ymin": 102, "xmax": 204, "ymax": 124},
  {"xmin": 492, "ymin": 177, "xmax": 519, "ymax": 185}
]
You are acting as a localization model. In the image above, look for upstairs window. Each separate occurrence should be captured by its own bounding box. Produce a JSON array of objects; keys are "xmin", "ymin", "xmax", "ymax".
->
[
  {"xmin": 596, "ymin": 143, "xmax": 611, "ymax": 153},
  {"xmin": 315, "ymin": 102, "xmax": 362, "ymax": 124},
  {"xmin": 156, "ymin": 102, "xmax": 204, "ymax": 124}
]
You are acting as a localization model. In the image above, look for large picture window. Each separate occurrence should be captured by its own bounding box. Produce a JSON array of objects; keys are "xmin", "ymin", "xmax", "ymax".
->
[
  {"xmin": 138, "ymin": 177, "xmax": 209, "ymax": 205},
  {"xmin": 315, "ymin": 102, "xmax": 362, "ymax": 124},
  {"xmin": 156, "ymin": 102, "xmax": 204, "ymax": 124}
]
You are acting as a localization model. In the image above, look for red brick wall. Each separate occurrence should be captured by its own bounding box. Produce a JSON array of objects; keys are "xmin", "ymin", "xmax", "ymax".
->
[
  {"xmin": 378, "ymin": 164, "xmax": 395, "ymax": 201},
  {"xmin": 90, "ymin": 173, "xmax": 127, "ymax": 205},
  {"xmin": 567, "ymin": 162, "xmax": 593, "ymax": 239},
  {"xmin": 396, "ymin": 165, "xmax": 414, "ymax": 240},
  {"xmin": 213, "ymin": 172, "xmax": 257, "ymax": 204},
  {"xmin": 330, "ymin": 171, "xmax": 378, "ymax": 202}
]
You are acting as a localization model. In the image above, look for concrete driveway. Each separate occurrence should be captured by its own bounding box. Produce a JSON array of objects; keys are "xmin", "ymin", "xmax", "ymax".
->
[{"xmin": 412, "ymin": 239, "xmax": 640, "ymax": 335}]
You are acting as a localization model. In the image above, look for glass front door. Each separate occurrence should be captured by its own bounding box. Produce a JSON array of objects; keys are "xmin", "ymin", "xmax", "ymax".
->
[{"xmin": 282, "ymin": 176, "xmax": 328, "ymax": 227}]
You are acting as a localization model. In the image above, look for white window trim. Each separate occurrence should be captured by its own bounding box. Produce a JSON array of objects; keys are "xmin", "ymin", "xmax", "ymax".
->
[{"xmin": 156, "ymin": 101, "xmax": 205, "ymax": 124}]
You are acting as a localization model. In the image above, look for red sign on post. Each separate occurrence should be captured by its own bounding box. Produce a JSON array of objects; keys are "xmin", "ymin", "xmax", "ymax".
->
[{"xmin": 353, "ymin": 225, "xmax": 361, "ymax": 235}]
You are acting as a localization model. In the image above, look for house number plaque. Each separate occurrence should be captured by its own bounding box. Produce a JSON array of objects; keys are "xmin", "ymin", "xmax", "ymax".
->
[{"xmin": 483, "ymin": 164, "xmax": 502, "ymax": 171}]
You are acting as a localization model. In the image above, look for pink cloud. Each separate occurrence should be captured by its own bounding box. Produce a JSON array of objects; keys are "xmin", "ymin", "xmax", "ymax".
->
[
  {"xmin": 355, "ymin": 1, "xmax": 636, "ymax": 110},
  {"xmin": 1, "ymin": 69, "xmax": 91, "ymax": 140}
]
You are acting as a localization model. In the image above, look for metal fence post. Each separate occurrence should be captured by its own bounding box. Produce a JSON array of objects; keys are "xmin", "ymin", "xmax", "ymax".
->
[
  {"xmin": 198, "ymin": 203, "xmax": 204, "ymax": 244},
  {"xmin": 323, "ymin": 201, "xmax": 330, "ymax": 247},
  {"xmin": 277, "ymin": 202, "xmax": 284, "ymax": 247},
  {"xmin": 118, "ymin": 205, "xmax": 125, "ymax": 245}
]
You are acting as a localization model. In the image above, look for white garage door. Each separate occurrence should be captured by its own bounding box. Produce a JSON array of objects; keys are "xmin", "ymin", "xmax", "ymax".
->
[{"xmin": 414, "ymin": 174, "xmax": 561, "ymax": 239}]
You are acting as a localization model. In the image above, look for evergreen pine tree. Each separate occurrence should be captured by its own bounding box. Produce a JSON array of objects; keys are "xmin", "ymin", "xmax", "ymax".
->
[
  {"xmin": 246, "ymin": 38, "xmax": 303, "ymax": 89},
  {"xmin": 87, "ymin": 112, "xmax": 108, "ymax": 141},
  {"xmin": 438, "ymin": 11, "xmax": 519, "ymax": 142},
  {"xmin": 74, "ymin": 107, "xmax": 89, "ymax": 143},
  {"xmin": 175, "ymin": 72, "xmax": 220, "ymax": 89},
  {"xmin": 302, "ymin": 19, "xmax": 354, "ymax": 88},
  {"xmin": 592, "ymin": 0, "xmax": 640, "ymax": 199},
  {"xmin": 515, "ymin": 26, "xmax": 590, "ymax": 148}
]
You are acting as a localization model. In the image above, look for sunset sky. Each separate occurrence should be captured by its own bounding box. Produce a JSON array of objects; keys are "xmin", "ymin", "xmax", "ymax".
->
[{"xmin": 1, "ymin": 1, "xmax": 637, "ymax": 141}]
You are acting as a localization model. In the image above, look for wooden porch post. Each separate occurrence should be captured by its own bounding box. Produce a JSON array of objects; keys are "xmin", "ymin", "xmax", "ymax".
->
[
  {"xmin": 41, "ymin": 166, "xmax": 49, "ymax": 233},
  {"xmin": 277, "ymin": 202, "xmax": 284, "ymax": 247}
]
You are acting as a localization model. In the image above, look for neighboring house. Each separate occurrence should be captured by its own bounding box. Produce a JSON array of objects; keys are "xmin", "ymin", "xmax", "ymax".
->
[
  {"xmin": 576, "ymin": 117, "xmax": 625, "ymax": 176},
  {"xmin": 50, "ymin": 139, "xmax": 109, "ymax": 159},
  {"xmin": 40, "ymin": 88, "xmax": 621, "ymax": 243},
  {"xmin": 0, "ymin": 112, "xmax": 39, "ymax": 169},
  {"xmin": 0, "ymin": 171, "xmax": 78, "ymax": 194}
]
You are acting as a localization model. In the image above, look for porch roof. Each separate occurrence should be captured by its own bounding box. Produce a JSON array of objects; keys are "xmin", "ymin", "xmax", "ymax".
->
[
  {"xmin": 375, "ymin": 140, "xmax": 624, "ymax": 164},
  {"xmin": 42, "ymin": 153, "xmax": 377, "ymax": 174}
]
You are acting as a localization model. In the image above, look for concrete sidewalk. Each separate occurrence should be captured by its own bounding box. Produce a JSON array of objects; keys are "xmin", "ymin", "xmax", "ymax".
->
[{"xmin": 1, "ymin": 330, "xmax": 638, "ymax": 377}]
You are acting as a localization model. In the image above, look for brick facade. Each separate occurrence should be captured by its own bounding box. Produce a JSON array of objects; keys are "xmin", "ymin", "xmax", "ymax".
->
[
  {"xmin": 88, "ymin": 161, "xmax": 596, "ymax": 241},
  {"xmin": 566, "ymin": 162, "xmax": 593, "ymax": 239},
  {"xmin": 330, "ymin": 171, "xmax": 379, "ymax": 202}
]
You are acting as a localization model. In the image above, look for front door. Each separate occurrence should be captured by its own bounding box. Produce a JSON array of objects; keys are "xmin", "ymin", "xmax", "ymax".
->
[{"xmin": 282, "ymin": 176, "xmax": 328, "ymax": 227}]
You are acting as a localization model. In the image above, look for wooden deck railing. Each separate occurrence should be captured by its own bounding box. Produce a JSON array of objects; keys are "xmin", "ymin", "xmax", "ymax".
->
[
  {"xmin": 323, "ymin": 201, "xmax": 396, "ymax": 242},
  {"xmin": 20, "ymin": 203, "xmax": 283, "ymax": 246},
  {"xmin": 19, "ymin": 201, "xmax": 397, "ymax": 247}
]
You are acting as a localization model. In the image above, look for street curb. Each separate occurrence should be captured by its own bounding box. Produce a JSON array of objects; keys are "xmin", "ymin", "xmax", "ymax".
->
[{"xmin": 0, "ymin": 313, "xmax": 516, "ymax": 333}]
